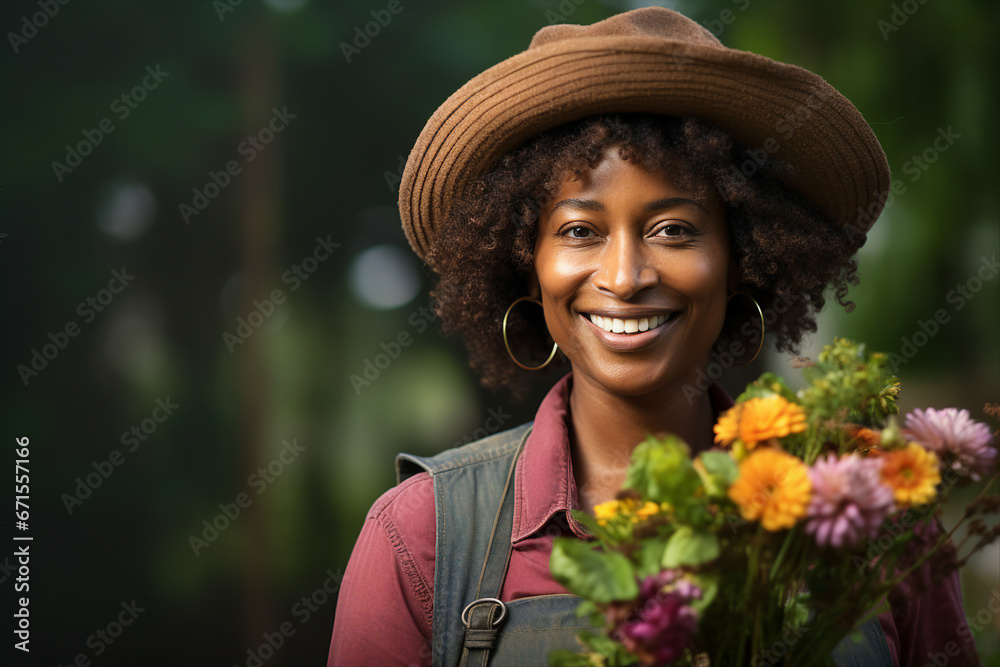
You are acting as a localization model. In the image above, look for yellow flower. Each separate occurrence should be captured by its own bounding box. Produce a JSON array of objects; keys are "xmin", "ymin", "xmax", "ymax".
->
[
  {"xmin": 635, "ymin": 501, "xmax": 662, "ymax": 521},
  {"xmin": 714, "ymin": 395, "xmax": 807, "ymax": 449},
  {"xmin": 880, "ymin": 442, "xmax": 940, "ymax": 507},
  {"xmin": 593, "ymin": 500, "xmax": 622, "ymax": 527},
  {"xmin": 592, "ymin": 498, "xmax": 663, "ymax": 526},
  {"xmin": 728, "ymin": 448, "xmax": 812, "ymax": 531}
]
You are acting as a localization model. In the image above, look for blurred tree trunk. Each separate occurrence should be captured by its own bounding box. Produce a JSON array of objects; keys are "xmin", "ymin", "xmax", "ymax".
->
[{"xmin": 236, "ymin": 13, "xmax": 283, "ymax": 655}]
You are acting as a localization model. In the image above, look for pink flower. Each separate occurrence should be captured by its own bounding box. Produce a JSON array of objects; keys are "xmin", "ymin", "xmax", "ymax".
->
[
  {"xmin": 904, "ymin": 408, "xmax": 997, "ymax": 480},
  {"xmin": 610, "ymin": 570, "xmax": 701, "ymax": 665},
  {"xmin": 805, "ymin": 454, "xmax": 895, "ymax": 548}
]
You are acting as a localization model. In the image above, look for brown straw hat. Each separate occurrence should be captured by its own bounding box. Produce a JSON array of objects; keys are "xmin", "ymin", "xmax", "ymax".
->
[{"xmin": 399, "ymin": 6, "xmax": 890, "ymax": 270}]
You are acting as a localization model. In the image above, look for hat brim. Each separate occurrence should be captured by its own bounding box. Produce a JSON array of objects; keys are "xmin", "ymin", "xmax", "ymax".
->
[{"xmin": 400, "ymin": 35, "xmax": 890, "ymax": 269}]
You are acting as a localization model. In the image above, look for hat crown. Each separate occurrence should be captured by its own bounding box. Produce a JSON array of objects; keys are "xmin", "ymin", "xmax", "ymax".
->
[{"xmin": 528, "ymin": 6, "xmax": 722, "ymax": 50}]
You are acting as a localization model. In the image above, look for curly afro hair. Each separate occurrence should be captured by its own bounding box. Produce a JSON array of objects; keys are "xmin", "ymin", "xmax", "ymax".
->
[{"xmin": 427, "ymin": 114, "xmax": 864, "ymax": 397}]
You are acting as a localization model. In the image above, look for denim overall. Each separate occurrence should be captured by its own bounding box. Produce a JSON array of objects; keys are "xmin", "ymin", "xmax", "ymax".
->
[{"xmin": 397, "ymin": 424, "xmax": 893, "ymax": 667}]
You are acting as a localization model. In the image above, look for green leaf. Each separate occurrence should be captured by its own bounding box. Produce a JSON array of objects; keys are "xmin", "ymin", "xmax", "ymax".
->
[
  {"xmin": 624, "ymin": 434, "xmax": 701, "ymax": 506},
  {"xmin": 550, "ymin": 538, "xmax": 638, "ymax": 602},
  {"xmin": 784, "ymin": 592, "xmax": 811, "ymax": 626},
  {"xmin": 574, "ymin": 599, "xmax": 603, "ymax": 625},
  {"xmin": 697, "ymin": 451, "xmax": 738, "ymax": 497},
  {"xmin": 579, "ymin": 632, "xmax": 638, "ymax": 665},
  {"xmin": 568, "ymin": 508, "xmax": 616, "ymax": 543},
  {"xmin": 635, "ymin": 538, "xmax": 669, "ymax": 578},
  {"xmin": 661, "ymin": 526, "xmax": 720, "ymax": 568},
  {"xmin": 690, "ymin": 572, "xmax": 718, "ymax": 614},
  {"xmin": 735, "ymin": 372, "xmax": 796, "ymax": 402}
]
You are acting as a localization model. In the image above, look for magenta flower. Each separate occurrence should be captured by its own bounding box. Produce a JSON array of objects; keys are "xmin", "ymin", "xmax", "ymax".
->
[
  {"xmin": 904, "ymin": 408, "xmax": 997, "ymax": 480},
  {"xmin": 610, "ymin": 570, "xmax": 700, "ymax": 665},
  {"xmin": 805, "ymin": 454, "xmax": 895, "ymax": 548}
]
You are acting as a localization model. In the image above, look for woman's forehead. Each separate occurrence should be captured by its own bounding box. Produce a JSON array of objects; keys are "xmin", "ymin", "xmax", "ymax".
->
[{"xmin": 544, "ymin": 147, "xmax": 719, "ymax": 210}]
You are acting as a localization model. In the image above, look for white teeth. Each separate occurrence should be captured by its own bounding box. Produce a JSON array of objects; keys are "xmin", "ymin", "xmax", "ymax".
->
[{"xmin": 589, "ymin": 313, "xmax": 672, "ymax": 334}]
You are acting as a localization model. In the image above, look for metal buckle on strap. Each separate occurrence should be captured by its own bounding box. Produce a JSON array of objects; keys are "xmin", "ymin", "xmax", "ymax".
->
[{"xmin": 460, "ymin": 598, "xmax": 507, "ymax": 628}]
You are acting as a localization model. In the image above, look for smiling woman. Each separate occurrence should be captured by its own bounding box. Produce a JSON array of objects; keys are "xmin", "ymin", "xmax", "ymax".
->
[
  {"xmin": 328, "ymin": 7, "xmax": 977, "ymax": 667},
  {"xmin": 431, "ymin": 114, "xmax": 859, "ymax": 404}
]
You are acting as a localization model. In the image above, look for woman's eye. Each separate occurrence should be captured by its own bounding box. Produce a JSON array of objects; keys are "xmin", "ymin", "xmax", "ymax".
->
[
  {"xmin": 655, "ymin": 223, "xmax": 687, "ymax": 238},
  {"xmin": 566, "ymin": 226, "xmax": 594, "ymax": 238}
]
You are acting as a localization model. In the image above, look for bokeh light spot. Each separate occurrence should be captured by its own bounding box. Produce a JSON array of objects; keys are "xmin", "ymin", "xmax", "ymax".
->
[{"xmin": 349, "ymin": 244, "xmax": 420, "ymax": 310}]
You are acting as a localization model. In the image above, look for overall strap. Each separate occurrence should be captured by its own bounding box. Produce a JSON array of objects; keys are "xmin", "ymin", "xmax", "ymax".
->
[
  {"xmin": 397, "ymin": 423, "xmax": 532, "ymax": 667},
  {"xmin": 457, "ymin": 435, "xmax": 523, "ymax": 667}
]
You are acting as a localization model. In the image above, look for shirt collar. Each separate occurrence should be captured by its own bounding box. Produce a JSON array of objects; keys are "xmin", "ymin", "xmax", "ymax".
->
[{"xmin": 510, "ymin": 373, "xmax": 735, "ymax": 544}]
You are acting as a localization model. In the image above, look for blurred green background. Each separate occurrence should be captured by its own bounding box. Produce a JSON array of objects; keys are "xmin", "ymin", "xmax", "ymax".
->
[{"xmin": 1, "ymin": 0, "xmax": 997, "ymax": 664}]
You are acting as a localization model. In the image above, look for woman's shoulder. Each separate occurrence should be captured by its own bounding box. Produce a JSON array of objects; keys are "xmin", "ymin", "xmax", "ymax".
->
[
  {"xmin": 395, "ymin": 421, "xmax": 533, "ymax": 482},
  {"xmin": 366, "ymin": 467, "xmax": 436, "ymax": 528},
  {"xmin": 365, "ymin": 420, "xmax": 534, "ymax": 527}
]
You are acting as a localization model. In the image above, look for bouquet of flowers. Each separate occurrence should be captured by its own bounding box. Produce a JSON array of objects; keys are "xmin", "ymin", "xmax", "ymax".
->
[{"xmin": 549, "ymin": 339, "xmax": 999, "ymax": 666}]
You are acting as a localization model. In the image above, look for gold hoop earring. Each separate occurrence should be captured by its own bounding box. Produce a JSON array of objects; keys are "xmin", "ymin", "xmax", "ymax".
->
[
  {"xmin": 727, "ymin": 293, "xmax": 765, "ymax": 367},
  {"xmin": 502, "ymin": 297, "xmax": 558, "ymax": 371}
]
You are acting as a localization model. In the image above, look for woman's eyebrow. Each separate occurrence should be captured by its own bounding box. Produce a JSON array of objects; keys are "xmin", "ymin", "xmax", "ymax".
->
[
  {"xmin": 645, "ymin": 197, "xmax": 708, "ymax": 213},
  {"xmin": 551, "ymin": 198, "xmax": 604, "ymax": 213},
  {"xmin": 550, "ymin": 196, "xmax": 708, "ymax": 214}
]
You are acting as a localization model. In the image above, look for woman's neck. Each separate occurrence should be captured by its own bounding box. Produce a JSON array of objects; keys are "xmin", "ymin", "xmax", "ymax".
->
[{"xmin": 568, "ymin": 372, "xmax": 717, "ymax": 513}]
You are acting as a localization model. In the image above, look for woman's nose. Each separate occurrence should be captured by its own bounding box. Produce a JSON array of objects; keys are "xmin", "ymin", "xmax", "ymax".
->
[{"xmin": 593, "ymin": 236, "xmax": 658, "ymax": 299}]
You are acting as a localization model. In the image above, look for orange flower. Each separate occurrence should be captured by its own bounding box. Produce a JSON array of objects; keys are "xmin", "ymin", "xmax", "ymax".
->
[
  {"xmin": 880, "ymin": 442, "xmax": 940, "ymax": 507},
  {"xmin": 847, "ymin": 425, "xmax": 883, "ymax": 452},
  {"xmin": 713, "ymin": 404, "xmax": 744, "ymax": 446},
  {"xmin": 728, "ymin": 448, "xmax": 812, "ymax": 531},
  {"xmin": 714, "ymin": 395, "xmax": 807, "ymax": 450}
]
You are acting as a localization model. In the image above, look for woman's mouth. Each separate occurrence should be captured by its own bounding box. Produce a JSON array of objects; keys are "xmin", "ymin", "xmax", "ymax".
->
[{"xmin": 586, "ymin": 313, "xmax": 671, "ymax": 334}]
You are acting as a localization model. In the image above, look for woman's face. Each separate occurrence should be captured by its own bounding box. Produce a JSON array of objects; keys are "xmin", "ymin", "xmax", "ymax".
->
[{"xmin": 532, "ymin": 148, "xmax": 733, "ymax": 397}]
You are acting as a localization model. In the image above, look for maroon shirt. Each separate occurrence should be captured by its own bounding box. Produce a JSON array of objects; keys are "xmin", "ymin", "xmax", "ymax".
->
[{"xmin": 328, "ymin": 374, "xmax": 977, "ymax": 666}]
